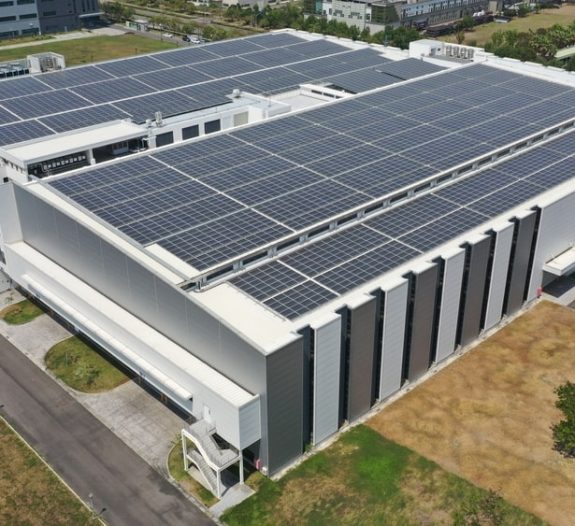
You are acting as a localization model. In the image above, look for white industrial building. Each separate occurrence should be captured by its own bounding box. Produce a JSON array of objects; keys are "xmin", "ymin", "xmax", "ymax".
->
[{"xmin": 1, "ymin": 31, "xmax": 575, "ymax": 494}]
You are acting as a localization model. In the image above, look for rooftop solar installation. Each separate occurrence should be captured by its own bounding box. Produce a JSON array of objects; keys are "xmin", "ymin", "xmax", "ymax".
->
[
  {"xmin": 24, "ymin": 51, "xmax": 575, "ymax": 320},
  {"xmin": 0, "ymin": 34, "xmax": 404, "ymax": 146}
]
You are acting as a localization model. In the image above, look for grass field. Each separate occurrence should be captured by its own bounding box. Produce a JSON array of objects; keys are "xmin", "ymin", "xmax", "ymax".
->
[
  {"xmin": 168, "ymin": 440, "xmax": 218, "ymax": 507},
  {"xmin": 0, "ymin": 418, "xmax": 93, "ymax": 525},
  {"xmin": 0, "ymin": 34, "xmax": 177, "ymax": 66},
  {"xmin": 0, "ymin": 299, "xmax": 44, "ymax": 325},
  {"xmin": 45, "ymin": 336, "xmax": 130, "ymax": 393},
  {"xmin": 441, "ymin": 5, "xmax": 575, "ymax": 46},
  {"xmin": 369, "ymin": 300, "xmax": 575, "ymax": 526},
  {"xmin": 222, "ymin": 425, "xmax": 543, "ymax": 526}
]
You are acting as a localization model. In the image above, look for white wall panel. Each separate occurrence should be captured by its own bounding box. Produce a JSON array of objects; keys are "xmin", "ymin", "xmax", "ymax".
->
[
  {"xmin": 484, "ymin": 223, "xmax": 514, "ymax": 330},
  {"xmin": 435, "ymin": 249, "xmax": 465, "ymax": 363},
  {"xmin": 527, "ymin": 191, "xmax": 575, "ymax": 301},
  {"xmin": 312, "ymin": 314, "xmax": 342, "ymax": 445},
  {"xmin": 379, "ymin": 278, "xmax": 408, "ymax": 400}
]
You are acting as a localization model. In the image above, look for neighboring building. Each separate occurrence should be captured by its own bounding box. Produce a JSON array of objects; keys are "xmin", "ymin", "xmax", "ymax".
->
[
  {"xmin": 305, "ymin": 0, "xmax": 501, "ymax": 30},
  {"xmin": 0, "ymin": 0, "xmax": 40, "ymax": 38},
  {"xmin": 0, "ymin": 0, "xmax": 100, "ymax": 38},
  {"xmin": 1, "ymin": 31, "xmax": 575, "ymax": 493}
]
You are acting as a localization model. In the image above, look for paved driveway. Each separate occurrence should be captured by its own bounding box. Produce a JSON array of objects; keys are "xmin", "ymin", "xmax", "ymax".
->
[{"xmin": 0, "ymin": 334, "xmax": 214, "ymax": 526}]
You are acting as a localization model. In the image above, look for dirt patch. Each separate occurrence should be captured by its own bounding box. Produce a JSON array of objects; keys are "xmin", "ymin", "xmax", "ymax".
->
[{"xmin": 369, "ymin": 300, "xmax": 575, "ymax": 526}]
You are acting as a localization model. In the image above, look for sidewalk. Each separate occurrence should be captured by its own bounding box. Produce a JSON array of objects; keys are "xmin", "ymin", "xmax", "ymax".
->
[{"xmin": 0, "ymin": 27, "xmax": 126, "ymax": 52}]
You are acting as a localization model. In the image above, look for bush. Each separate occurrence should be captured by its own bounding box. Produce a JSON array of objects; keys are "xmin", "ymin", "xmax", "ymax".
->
[{"xmin": 552, "ymin": 381, "xmax": 575, "ymax": 458}]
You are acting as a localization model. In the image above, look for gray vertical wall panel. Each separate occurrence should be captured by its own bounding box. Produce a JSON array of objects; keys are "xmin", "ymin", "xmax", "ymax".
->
[
  {"xmin": 347, "ymin": 298, "xmax": 377, "ymax": 422},
  {"xmin": 379, "ymin": 279, "xmax": 408, "ymax": 400},
  {"xmin": 484, "ymin": 223, "xmax": 514, "ymax": 330},
  {"xmin": 312, "ymin": 315, "xmax": 342, "ymax": 445},
  {"xmin": 506, "ymin": 212, "xmax": 536, "ymax": 315},
  {"xmin": 527, "ymin": 192, "xmax": 575, "ymax": 300},
  {"xmin": 0, "ymin": 184, "xmax": 23, "ymax": 243},
  {"xmin": 407, "ymin": 265, "xmax": 438, "ymax": 382},
  {"xmin": 265, "ymin": 338, "xmax": 304, "ymax": 474},
  {"xmin": 435, "ymin": 249, "xmax": 465, "ymax": 362},
  {"xmin": 459, "ymin": 236, "xmax": 491, "ymax": 347}
]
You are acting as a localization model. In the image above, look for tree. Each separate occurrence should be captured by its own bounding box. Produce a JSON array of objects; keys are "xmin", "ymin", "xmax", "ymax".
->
[
  {"xmin": 552, "ymin": 381, "xmax": 575, "ymax": 458},
  {"xmin": 460, "ymin": 15, "xmax": 475, "ymax": 30}
]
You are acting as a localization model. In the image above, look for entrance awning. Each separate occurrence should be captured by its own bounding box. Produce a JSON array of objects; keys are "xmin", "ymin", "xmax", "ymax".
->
[{"xmin": 543, "ymin": 246, "xmax": 575, "ymax": 276}]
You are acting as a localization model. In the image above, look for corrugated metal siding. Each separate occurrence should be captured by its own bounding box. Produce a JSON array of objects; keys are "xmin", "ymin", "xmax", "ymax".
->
[
  {"xmin": 312, "ymin": 316, "xmax": 342, "ymax": 445},
  {"xmin": 484, "ymin": 223, "xmax": 514, "ymax": 330},
  {"xmin": 505, "ymin": 212, "xmax": 536, "ymax": 315},
  {"xmin": 265, "ymin": 338, "xmax": 304, "ymax": 475},
  {"xmin": 379, "ymin": 279, "xmax": 408, "ymax": 400},
  {"xmin": 459, "ymin": 236, "xmax": 491, "ymax": 347},
  {"xmin": 407, "ymin": 265, "xmax": 439, "ymax": 382},
  {"xmin": 238, "ymin": 398, "xmax": 262, "ymax": 450},
  {"xmin": 527, "ymin": 191, "xmax": 575, "ymax": 300},
  {"xmin": 435, "ymin": 249, "xmax": 465, "ymax": 362},
  {"xmin": 347, "ymin": 298, "xmax": 377, "ymax": 422},
  {"xmin": 0, "ymin": 184, "xmax": 23, "ymax": 243}
]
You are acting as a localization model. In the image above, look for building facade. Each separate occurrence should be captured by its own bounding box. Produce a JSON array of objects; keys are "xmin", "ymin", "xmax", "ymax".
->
[{"xmin": 0, "ymin": 0, "xmax": 99, "ymax": 38}]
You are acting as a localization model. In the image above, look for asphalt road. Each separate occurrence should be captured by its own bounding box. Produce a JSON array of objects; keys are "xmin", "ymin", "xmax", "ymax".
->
[{"xmin": 0, "ymin": 334, "xmax": 214, "ymax": 526}]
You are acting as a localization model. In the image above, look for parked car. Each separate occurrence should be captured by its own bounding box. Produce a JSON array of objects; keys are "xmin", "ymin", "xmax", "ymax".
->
[{"xmin": 183, "ymin": 35, "xmax": 203, "ymax": 44}]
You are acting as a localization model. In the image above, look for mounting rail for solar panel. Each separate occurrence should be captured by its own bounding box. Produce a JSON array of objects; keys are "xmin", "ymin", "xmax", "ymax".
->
[{"xmin": 180, "ymin": 116, "xmax": 575, "ymax": 292}]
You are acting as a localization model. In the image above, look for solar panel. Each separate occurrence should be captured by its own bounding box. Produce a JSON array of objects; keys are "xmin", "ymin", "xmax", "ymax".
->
[
  {"xmin": 231, "ymin": 261, "xmax": 305, "ymax": 301},
  {"xmin": 374, "ymin": 58, "xmax": 445, "ymax": 80},
  {"xmin": 39, "ymin": 65, "xmax": 115, "ymax": 89},
  {"xmin": 250, "ymin": 33, "xmax": 305, "ymax": 48},
  {"xmin": 263, "ymin": 281, "xmax": 337, "ymax": 319},
  {"xmin": 281, "ymin": 224, "xmax": 390, "ymax": 277},
  {"xmin": 1, "ymin": 89, "xmax": 92, "ymax": 119},
  {"xmin": 134, "ymin": 65, "xmax": 212, "ymax": 90},
  {"xmin": 95, "ymin": 55, "xmax": 170, "ymax": 77},
  {"xmin": 191, "ymin": 56, "xmax": 262, "ymax": 78},
  {"xmin": 0, "ymin": 120, "xmax": 54, "ymax": 146},
  {"xmin": 0, "ymin": 105, "xmax": 20, "ymax": 125},
  {"xmin": 39, "ymin": 104, "xmax": 130, "ymax": 133},
  {"xmin": 314, "ymin": 240, "xmax": 420, "ymax": 294},
  {"xmin": 0, "ymin": 76, "xmax": 53, "ymax": 100},
  {"xmin": 243, "ymin": 47, "xmax": 308, "ymax": 68},
  {"xmin": 112, "ymin": 90, "xmax": 204, "ymax": 123},
  {"xmin": 149, "ymin": 47, "xmax": 220, "ymax": 67},
  {"xmin": 71, "ymin": 77, "xmax": 155, "ymax": 104},
  {"xmin": 206, "ymin": 38, "xmax": 264, "ymax": 57},
  {"xmin": 288, "ymin": 40, "xmax": 348, "ymax": 58},
  {"xmin": 326, "ymin": 69, "xmax": 398, "ymax": 94},
  {"xmin": 399, "ymin": 207, "xmax": 489, "ymax": 251}
]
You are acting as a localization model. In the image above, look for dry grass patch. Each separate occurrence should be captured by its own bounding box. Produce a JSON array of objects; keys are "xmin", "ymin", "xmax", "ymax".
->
[
  {"xmin": 369, "ymin": 300, "xmax": 575, "ymax": 526},
  {"xmin": 0, "ymin": 418, "xmax": 93, "ymax": 525}
]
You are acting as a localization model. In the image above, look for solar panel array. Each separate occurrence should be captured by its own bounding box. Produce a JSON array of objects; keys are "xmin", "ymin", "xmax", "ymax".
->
[
  {"xmin": 45, "ymin": 63, "xmax": 575, "ymax": 319},
  {"xmin": 0, "ymin": 34, "xmax": 432, "ymax": 146}
]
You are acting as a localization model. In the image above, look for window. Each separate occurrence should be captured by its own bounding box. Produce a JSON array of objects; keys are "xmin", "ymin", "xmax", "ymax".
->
[
  {"xmin": 204, "ymin": 119, "xmax": 221, "ymax": 135},
  {"xmin": 155, "ymin": 131, "xmax": 174, "ymax": 147},
  {"xmin": 182, "ymin": 124, "xmax": 199, "ymax": 140},
  {"xmin": 20, "ymin": 12, "xmax": 37, "ymax": 18},
  {"xmin": 0, "ymin": 2, "xmax": 14, "ymax": 7},
  {"xmin": 42, "ymin": 10, "xmax": 56, "ymax": 15},
  {"xmin": 0, "ymin": 15, "xmax": 16, "ymax": 21},
  {"xmin": 17, "ymin": 0, "xmax": 35, "ymax": 4}
]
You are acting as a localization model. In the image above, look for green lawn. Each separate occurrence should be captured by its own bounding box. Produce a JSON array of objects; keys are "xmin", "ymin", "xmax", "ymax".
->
[
  {"xmin": 222, "ymin": 426, "xmax": 546, "ymax": 526},
  {"xmin": 0, "ymin": 34, "xmax": 177, "ymax": 66},
  {"xmin": 0, "ymin": 299, "xmax": 44, "ymax": 325},
  {"xmin": 0, "ymin": 418, "xmax": 93, "ymax": 525},
  {"xmin": 45, "ymin": 336, "xmax": 130, "ymax": 393},
  {"xmin": 168, "ymin": 440, "xmax": 218, "ymax": 507},
  {"xmin": 441, "ymin": 4, "xmax": 575, "ymax": 46}
]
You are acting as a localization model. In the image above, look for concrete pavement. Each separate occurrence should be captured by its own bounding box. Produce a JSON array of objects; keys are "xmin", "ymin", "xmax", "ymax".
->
[{"xmin": 0, "ymin": 334, "xmax": 214, "ymax": 526}]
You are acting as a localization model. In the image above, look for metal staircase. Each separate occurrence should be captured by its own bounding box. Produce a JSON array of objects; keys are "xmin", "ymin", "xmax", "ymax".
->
[{"xmin": 181, "ymin": 420, "xmax": 241, "ymax": 498}]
